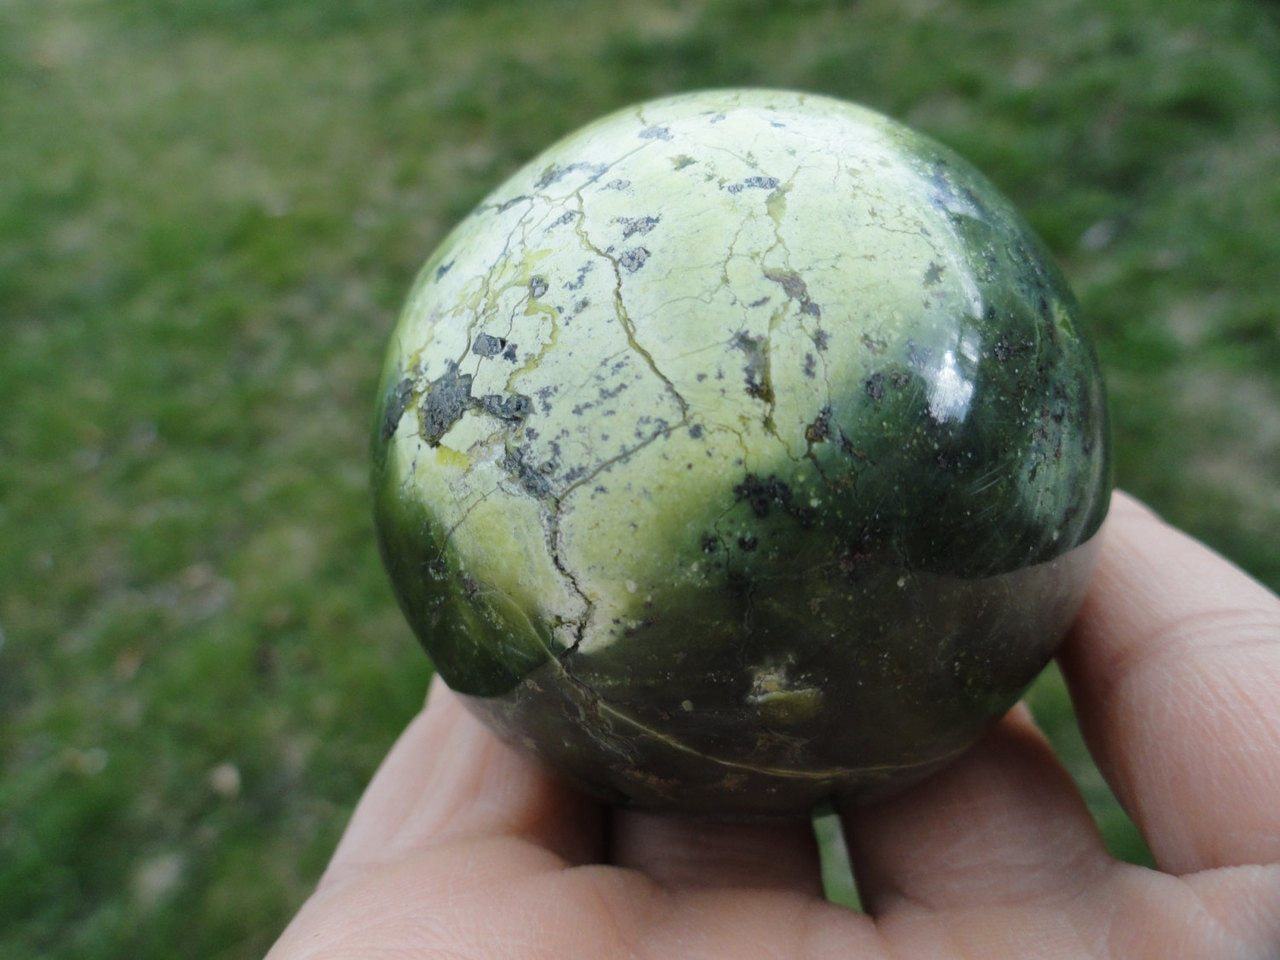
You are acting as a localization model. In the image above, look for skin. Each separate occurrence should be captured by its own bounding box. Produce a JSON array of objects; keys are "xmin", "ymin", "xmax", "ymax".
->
[
  {"xmin": 270, "ymin": 492, "xmax": 1280, "ymax": 960},
  {"xmin": 373, "ymin": 90, "xmax": 1110, "ymax": 812}
]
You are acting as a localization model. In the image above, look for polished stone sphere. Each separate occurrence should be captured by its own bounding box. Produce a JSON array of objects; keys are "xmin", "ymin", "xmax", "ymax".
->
[{"xmin": 372, "ymin": 90, "xmax": 1110, "ymax": 816}]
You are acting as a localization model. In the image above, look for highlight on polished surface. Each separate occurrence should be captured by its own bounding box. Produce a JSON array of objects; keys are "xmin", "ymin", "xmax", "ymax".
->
[{"xmin": 372, "ymin": 89, "xmax": 1111, "ymax": 816}]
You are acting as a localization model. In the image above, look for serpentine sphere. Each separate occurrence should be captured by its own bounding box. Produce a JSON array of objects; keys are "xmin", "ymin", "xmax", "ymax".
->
[{"xmin": 372, "ymin": 90, "xmax": 1110, "ymax": 816}]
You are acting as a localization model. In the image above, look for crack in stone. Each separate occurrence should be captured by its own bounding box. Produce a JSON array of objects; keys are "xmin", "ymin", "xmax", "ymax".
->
[
  {"xmin": 753, "ymin": 167, "xmax": 843, "ymax": 467},
  {"xmin": 537, "ymin": 140, "xmax": 656, "ymax": 202},
  {"xmin": 423, "ymin": 199, "xmax": 548, "ymax": 399},
  {"xmin": 516, "ymin": 572, "xmax": 967, "ymax": 781},
  {"xmin": 438, "ymin": 484, "xmax": 501, "ymax": 555},
  {"xmin": 528, "ymin": 624, "xmax": 972, "ymax": 780},
  {"xmin": 717, "ymin": 421, "xmax": 754, "ymax": 466},
  {"xmin": 545, "ymin": 501, "xmax": 593, "ymax": 655},
  {"xmin": 502, "ymin": 286, "xmax": 561, "ymax": 392},
  {"xmin": 546, "ymin": 412, "xmax": 689, "ymax": 655},
  {"xmin": 700, "ymin": 141, "xmax": 763, "ymax": 173},
  {"xmin": 862, "ymin": 194, "xmax": 932, "ymax": 239},
  {"xmin": 487, "ymin": 444, "xmax": 595, "ymax": 655},
  {"xmin": 745, "ymin": 171, "xmax": 803, "ymax": 458},
  {"xmin": 560, "ymin": 419, "xmax": 684, "ymax": 505},
  {"xmin": 570, "ymin": 191, "xmax": 690, "ymax": 421},
  {"xmin": 473, "ymin": 163, "xmax": 695, "ymax": 660}
]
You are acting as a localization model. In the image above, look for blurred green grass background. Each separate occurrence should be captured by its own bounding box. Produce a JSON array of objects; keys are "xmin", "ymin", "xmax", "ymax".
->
[{"xmin": 2, "ymin": 0, "xmax": 1277, "ymax": 956}]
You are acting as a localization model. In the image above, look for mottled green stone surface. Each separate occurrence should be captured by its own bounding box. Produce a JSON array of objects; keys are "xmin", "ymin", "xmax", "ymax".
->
[{"xmin": 373, "ymin": 89, "xmax": 1110, "ymax": 816}]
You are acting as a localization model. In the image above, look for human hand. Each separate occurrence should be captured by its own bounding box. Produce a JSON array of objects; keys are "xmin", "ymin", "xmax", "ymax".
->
[{"xmin": 268, "ymin": 492, "xmax": 1280, "ymax": 959}]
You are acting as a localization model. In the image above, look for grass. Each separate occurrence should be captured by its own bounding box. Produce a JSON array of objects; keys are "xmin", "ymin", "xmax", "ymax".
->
[{"xmin": 1, "ymin": 0, "xmax": 1277, "ymax": 956}]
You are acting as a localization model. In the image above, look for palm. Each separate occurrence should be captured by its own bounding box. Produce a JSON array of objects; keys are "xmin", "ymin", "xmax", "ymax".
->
[{"xmin": 270, "ymin": 495, "xmax": 1280, "ymax": 960}]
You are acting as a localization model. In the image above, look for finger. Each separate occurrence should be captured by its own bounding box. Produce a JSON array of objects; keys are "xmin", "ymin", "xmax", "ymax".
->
[
  {"xmin": 843, "ymin": 704, "xmax": 1112, "ymax": 914},
  {"xmin": 610, "ymin": 810, "xmax": 823, "ymax": 893},
  {"xmin": 325, "ymin": 675, "xmax": 603, "ymax": 878},
  {"xmin": 1059, "ymin": 491, "xmax": 1280, "ymax": 874}
]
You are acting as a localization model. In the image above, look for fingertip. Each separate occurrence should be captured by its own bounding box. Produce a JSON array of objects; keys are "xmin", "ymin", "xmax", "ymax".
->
[{"xmin": 1061, "ymin": 489, "xmax": 1280, "ymax": 873}]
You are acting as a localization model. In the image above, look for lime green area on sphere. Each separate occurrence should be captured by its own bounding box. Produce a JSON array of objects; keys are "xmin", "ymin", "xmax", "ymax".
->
[{"xmin": 373, "ymin": 90, "xmax": 1110, "ymax": 815}]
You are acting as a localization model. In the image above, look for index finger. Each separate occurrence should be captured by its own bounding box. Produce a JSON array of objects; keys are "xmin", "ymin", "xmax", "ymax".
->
[{"xmin": 1059, "ymin": 491, "xmax": 1280, "ymax": 875}]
